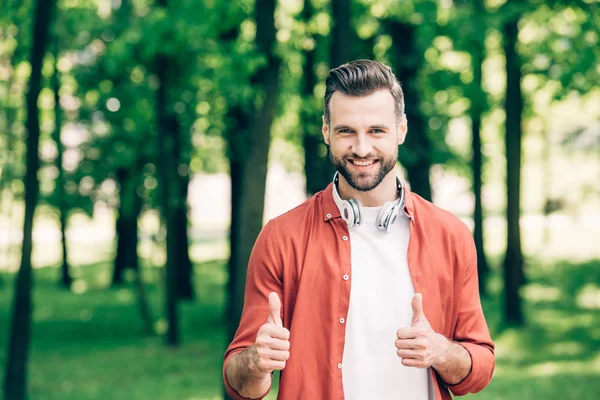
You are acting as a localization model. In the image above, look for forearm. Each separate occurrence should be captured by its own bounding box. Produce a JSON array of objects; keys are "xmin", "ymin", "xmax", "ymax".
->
[
  {"xmin": 225, "ymin": 346, "xmax": 271, "ymax": 399},
  {"xmin": 432, "ymin": 338, "xmax": 472, "ymax": 385}
]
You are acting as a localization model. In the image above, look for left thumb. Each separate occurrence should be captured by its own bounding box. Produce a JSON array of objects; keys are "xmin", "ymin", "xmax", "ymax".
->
[{"xmin": 411, "ymin": 293, "xmax": 426, "ymax": 325}]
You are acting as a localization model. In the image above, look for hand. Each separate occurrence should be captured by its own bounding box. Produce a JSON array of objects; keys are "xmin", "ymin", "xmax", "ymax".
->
[
  {"xmin": 249, "ymin": 292, "xmax": 291, "ymax": 376},
  {"xmin": 395, "ymin": 293, "xmax": 450, "ymax": 369}
]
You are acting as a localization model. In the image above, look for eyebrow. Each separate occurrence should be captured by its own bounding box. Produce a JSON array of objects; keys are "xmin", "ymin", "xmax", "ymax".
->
[{"xmin": 333, "ymin": 124, "xmax": 391, "ymax": 131}]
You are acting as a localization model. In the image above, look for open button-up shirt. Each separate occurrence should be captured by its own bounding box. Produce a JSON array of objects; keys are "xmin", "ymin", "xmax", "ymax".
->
[{"xmin": 224, "ymin": 182, "xmax": 495, "ymax": 400}]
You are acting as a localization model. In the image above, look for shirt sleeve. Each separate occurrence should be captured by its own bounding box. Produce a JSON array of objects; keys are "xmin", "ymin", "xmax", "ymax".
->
[
  {"xmin": 223, "ymin": 220, "xmax": 283, "ymax": 400},
  {"xmin": 446, "ymin": 227, "xmax": 495, "ymax": 396}
]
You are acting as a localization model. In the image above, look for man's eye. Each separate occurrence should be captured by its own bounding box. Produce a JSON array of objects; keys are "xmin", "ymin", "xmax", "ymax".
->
[
  {"xmin": 339, "ymin": 129, "xmax": 353, "ymax": 133},
  {"xmin": 372, "ymin": 129, "xmax": 384, "ymax": 133}
]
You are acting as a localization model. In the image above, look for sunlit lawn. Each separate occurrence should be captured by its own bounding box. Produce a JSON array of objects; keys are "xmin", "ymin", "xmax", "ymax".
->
[{"xmin": 1, "ymin": 249, "xmax": 599, "ymax": 399}]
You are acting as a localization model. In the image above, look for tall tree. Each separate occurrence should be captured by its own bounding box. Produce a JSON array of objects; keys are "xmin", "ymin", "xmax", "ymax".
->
[
  {"xmin": 386, "ymin": 20, "xmax": 433, "ymax": 201},
  {"xmin": 112, "ymin": 166, "xmax": 143, "ymax": 285},
  {"xmin": 227, "ymin": 0, "xmax": 281, "ymax": 340},
  {"xmin": 173, "ymin": 133, "xmax": 194, "ymax": 300},
  {"xmin": 3, "ymin": 0, "xmax": 56, "ymax": 399},
  {"xmin": 454, "ymin": 0, "xmax": 491, "ymax": 294},
  {"xmin": 155, "ymin": 0, "xmax": 181, "ymax": 346},
  {"xmin": 51, "ymin": 28, "xmax": 72, "ymax": 288},
  {"xmin": 330, "ymin": 0, "xmax": 353, "ymax": 67},
  {"xmin": 107, "ymin": 0, "xmax": 145, "ymax": 287},
  {"xmin": 469, "ymin": 0, "xmax": 490, "ymax": 295},
  {"xmin": 302, "ymin": 0, "xmax": 333, "ymax": 196},
  {"xmin": 502, "ymin": 11, "xmax": 525, "ymax": 326}
]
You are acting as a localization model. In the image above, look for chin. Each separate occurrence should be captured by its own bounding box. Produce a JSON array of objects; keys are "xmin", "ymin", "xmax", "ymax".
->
[{"xmin": 346, "ymin": 173, "xmax": 382, "ymax": 192}]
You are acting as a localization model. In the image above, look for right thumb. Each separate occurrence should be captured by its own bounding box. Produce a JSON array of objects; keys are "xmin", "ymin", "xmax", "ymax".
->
[{"xmin": 267, "ymin": 292, "xmax": 283, "ymax": 327}]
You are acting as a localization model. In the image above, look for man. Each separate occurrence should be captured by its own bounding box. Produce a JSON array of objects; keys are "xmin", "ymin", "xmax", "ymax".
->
[{"xmin": 223, "ymin": 60, "xmax": 495, "ymax": 400}]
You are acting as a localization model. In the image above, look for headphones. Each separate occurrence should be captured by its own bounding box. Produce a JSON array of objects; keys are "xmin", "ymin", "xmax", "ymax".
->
[{"xmin": 333, "ymin": 172, "xmax": 405, "ymax": 232}]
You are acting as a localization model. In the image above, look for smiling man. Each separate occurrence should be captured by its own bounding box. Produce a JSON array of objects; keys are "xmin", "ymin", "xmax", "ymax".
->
[{"xmin": 223, "ymin": 60, "xmax": 495, "ymax": 400}]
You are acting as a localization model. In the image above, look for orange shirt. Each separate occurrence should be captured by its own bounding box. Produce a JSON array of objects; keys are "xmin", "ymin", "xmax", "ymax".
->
[{"xmin": 224, "ymin": 183, "xmax": 495, "ymax": 399}]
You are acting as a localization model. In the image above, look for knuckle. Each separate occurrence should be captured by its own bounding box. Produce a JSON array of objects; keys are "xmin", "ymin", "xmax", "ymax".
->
[{"xmin": 256, "ymin": 360, "xmax": 267, "ymax": 372}]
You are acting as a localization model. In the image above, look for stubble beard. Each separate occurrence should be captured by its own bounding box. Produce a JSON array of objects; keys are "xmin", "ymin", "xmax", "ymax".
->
[{"xmin": 329, "ymin": 148, "xmax": 397, "ymax": 192}]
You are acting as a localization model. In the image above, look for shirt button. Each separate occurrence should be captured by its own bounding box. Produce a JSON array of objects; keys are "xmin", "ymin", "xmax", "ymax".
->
[
  {"xmin": 326, "ymin": 213, "xmax": 332, "ymax": 218},
  {"xmin": 343, "ymin": 275, "xmax": 349, "ymax": 281},
  {"xmin": 340, "ymin": 318, "xmax": 345, "ymax": 324},
  {"xmin": 342, "ymin": 236, "xmax": 348, "ymax": 241},
  {"xmin": 337, "ymin": 363, "xmax": 342, "ymax": 369}
]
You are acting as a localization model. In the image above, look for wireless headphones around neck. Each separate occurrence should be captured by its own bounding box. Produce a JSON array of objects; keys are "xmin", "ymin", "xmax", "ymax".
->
[{"xmin": 333, "ymin": 171, "xmax": 405, "ymax": 232}]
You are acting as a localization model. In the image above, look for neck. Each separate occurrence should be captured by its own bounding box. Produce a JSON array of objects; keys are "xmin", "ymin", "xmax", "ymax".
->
[{"xmin": 337, "ymin": 172, "xmax": 399, "ymax": 207}]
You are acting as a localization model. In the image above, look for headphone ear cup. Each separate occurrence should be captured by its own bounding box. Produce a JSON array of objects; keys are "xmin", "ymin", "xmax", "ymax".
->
[
  {"xmin": 351, "ymin": 199, "xmax": 362, "ymax": 226},
  {"xmin": 341, "ymin": 199, "xmax": 362, "ymax": 227},
  {"xmin": 376, "ymin": 202, "xmax": 397, "ymax": 232}
]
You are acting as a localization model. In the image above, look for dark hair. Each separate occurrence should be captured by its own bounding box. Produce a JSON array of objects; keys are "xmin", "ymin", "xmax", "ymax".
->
[{"xmin": 323, "ymin": 59, "xmax": 404, "ymax": 125}]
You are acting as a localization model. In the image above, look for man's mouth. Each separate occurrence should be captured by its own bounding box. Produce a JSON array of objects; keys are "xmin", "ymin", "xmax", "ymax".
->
[{"xmin": 347, "ymin": 159, "xmax": 379, "ymax": 168}]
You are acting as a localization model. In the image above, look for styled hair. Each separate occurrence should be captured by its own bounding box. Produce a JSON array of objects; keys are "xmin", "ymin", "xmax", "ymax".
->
[{"xmin": 323, "ymin": 59, "xmax": 404, "ymax": 125}]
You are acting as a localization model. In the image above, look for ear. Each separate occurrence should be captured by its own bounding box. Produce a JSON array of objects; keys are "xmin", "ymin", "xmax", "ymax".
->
[
  {"xmin": 322, "ymin": 115, "xmax": 330, "ymax": 145},
  {"xmin": 397, "ymin": 114, "xmax": 407, "ymax": 145}
]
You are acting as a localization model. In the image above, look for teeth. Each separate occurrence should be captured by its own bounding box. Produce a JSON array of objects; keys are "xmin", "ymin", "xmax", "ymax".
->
[{"xmin": 353, "ymin": 160, "xmax": 375, "ymax": 166}]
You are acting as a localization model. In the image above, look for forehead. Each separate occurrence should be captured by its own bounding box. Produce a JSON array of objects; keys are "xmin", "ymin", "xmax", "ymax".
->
[{"xmin": 329, "ymin": 89, "xmax": 396, "ymax": 125}]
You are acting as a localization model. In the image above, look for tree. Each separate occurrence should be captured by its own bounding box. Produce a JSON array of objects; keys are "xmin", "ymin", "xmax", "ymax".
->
[
  {"xmin": 302, "ymin": 0, "xmax": 334, "ymax": 196},
  {"xmin": 3, "ymin": 0, "xmax": 56, "ymax": 399},
  {"xmin": 469, "ymin": 0, "xmax": 490, "ymax": 295},
  {"xmin": 502, "ymin": 8, "xmax": 525, "ymax": 327},
  {"xmin": 386, "ymin": 19, "xmax": 433, "ymax": 201},
  {"xmin": 155, "ymin": 0, "xmax": 181, "ymax": 346},
  {"xmin": 227, "ymin": 0, "xmax": 281, "ymax": 341},
  {"xmin": 51, "ymin": 16, "xmax": 72, "ymax": 288},
  {"xmin": 453, "ymin": 0, "xmax": 491, "ymax": 294}
]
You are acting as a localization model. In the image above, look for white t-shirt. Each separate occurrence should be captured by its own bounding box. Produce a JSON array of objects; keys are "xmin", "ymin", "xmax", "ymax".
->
[{"xmin": 333, "ymin": 187, "xmax": 433, "ymax": 400}]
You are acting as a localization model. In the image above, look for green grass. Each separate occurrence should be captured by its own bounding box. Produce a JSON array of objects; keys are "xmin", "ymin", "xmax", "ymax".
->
[{"xmin": 1, "ymin": 257, "xmax": 599, "ymax": 400}]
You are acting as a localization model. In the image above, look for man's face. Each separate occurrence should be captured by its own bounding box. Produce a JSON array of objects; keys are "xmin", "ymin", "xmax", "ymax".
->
[{"xmin": 322, "ymin": 90, "xmax": 407, "ymax": 192}]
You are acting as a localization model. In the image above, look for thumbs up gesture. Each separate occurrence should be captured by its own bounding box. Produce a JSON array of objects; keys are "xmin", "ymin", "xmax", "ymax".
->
[
  {"xmin": 395, "ymin": 293, "xmax": 450, "ymax": 369},
  {"xmin": 249, "ymin": 292, "xmax": 291, "ymax": 376}
]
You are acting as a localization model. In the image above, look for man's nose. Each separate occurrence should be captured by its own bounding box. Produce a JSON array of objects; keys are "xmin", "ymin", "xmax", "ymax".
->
[{"xmin": 351, "ymin": 134, "xmax": 372, "ymax": 158}]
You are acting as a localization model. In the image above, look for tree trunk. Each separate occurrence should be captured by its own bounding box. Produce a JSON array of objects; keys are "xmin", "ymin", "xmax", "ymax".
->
[
  {"xmin": 227, "ymin": 0, "xmax": 281, "ymax": 342},
  {"xmin": 110, "ymin": 0, "xmax": 139, "ymax": 287},
  {"xmin": 304, "ymin": 0, "xmax": 357, "ymax": 196},
  {"xmin": 156, "ymin": 0, "xmax": 180, "ymax": 346},
  {"xmin": 386, "ymin": 21, "xmax": 432, "ymax": 201},
  {"xmin": 112, "ymin": 167, "xmax": 142, "ymax": 285},
  {"xmin": 470, "ymin": 0, "xmax": 489, "ymax": 295},
  {"xmin": 52, "ymin": 48, "xmax": 71, "ymax": 288},
  {"xmin": 173, "ymin": 124, "xmax": 194, "ymax": 300},
  {"xmin": 330, "ymin": 0, "xmax": 352, "ymax": 66},
  {"xmin": 3, "ymin": 1, "xmax": 55, "ymax": 399},
  {"xmin": 502, "ymin": 16, "xmax": 524, "ymax": 327},
  {"xmin": 542, "ymin": 125, "xmax": 551, "ymax": 246},
  {"xmin": 302, "ymin": 0, "xmax": 334, "ymax": 196}
]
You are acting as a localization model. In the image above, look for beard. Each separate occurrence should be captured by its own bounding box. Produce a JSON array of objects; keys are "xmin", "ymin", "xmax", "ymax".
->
[{"xmin": 329, "ymin": 148, "xmax": 397, "ymax": 192}]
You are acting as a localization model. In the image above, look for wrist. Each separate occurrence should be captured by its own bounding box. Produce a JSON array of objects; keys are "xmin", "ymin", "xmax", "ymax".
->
[
  {"xmin": 431, "ymin": 334, "xmax": 452, "ymax": 370},
  {"xmin": 246, "ymin": 345, "xmax": 270, "ymax": 378}
]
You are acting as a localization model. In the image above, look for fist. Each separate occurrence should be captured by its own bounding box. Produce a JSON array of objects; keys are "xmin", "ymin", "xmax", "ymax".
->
[
  {"xmin": 250, "ymin": 292, "xmax": 291, "ymax": 374},
  {"xmin": 395, "ymin": 293, "xmax": 450, "ymax": 368}
]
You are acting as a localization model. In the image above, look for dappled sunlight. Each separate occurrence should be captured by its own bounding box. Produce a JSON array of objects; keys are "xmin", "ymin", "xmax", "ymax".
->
[
  {"xmin": 70, "ymin": 279, "xmax": 89, "ymax": 294},
  {"xmin": 190, "ymin": 238, "xmax": 228, "ymax": 264},
  {"xmin": 576, "ymin": 283, "xmax": 600, "ymax": 310},
  {"xmin": 547, "ymin": 341, "xmax": 585, "ymax": 357},
  {"xmin": 527, "ymin": 354, "xmax": 600, "ymax": 377},
  {"xmin": 522, "ymin": 283, "xmax": 562, "ymax": 303}
]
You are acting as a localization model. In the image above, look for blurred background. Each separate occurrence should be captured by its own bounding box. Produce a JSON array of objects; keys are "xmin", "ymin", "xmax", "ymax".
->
[{"xmin": 1, "ymin": 0, "xmax": 599, "ymax": 399}]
